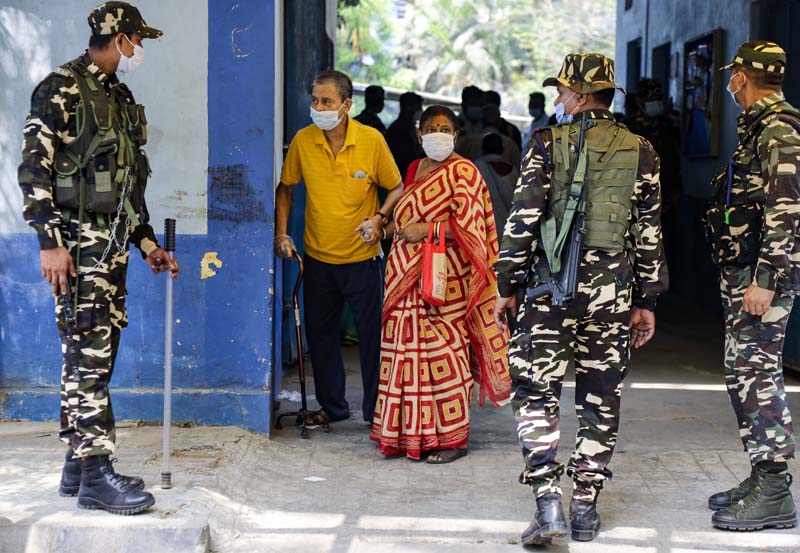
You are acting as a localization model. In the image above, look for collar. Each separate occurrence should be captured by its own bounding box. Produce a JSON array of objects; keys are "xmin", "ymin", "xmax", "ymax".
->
[
  {"xmin": 313, "ymin": 115, "xmax": 358, "ymax": 149},
  {"xmin": 581, "ymin": 109, "xmax": 615, "ymax": 121},
  {"xmin": 80, "ymin": 50, "xmax": 118, "ymax": 87},
  {"xmin": 738, "ymin": 91, "xmax": 786, "ymax": 136}
]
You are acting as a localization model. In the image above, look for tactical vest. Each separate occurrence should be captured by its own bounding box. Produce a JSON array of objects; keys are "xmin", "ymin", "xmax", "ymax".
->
[
  {"xmin": 544, "ymin": 119, "xmax": 640, "ymax": 253},
  {"xmin": 52, "ymin": 58, "xmax": 149, "ymax": 218},
  {"xmin": 705, "ymin": 101, "xmax": 800, "ymax": 266}
]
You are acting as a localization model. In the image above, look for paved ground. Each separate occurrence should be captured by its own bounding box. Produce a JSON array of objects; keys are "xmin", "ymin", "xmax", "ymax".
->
[{"xmin": 2, "ymin": 298, "xmax": 800, "ymax": 552}]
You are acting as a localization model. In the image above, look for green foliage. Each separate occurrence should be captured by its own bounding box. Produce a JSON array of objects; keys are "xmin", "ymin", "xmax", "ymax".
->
[{"xmin": 336, "ymin": 0, "xmax": 617, "ymax": 115}]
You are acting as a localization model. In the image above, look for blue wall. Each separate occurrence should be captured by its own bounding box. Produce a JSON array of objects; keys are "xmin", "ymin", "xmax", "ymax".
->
[{"xmin": 0, "ymin": 1, "xmax": 277, "ymax": 434}]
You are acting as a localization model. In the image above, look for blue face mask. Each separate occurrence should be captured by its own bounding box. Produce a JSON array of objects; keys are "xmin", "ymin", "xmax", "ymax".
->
[
  {"xmin": 529, "ymin": 107, "xmax": 544, "ymax": 120},
  {"xmin": 555, "ymin": 91, "xmax": 577, "ymax": 124}
]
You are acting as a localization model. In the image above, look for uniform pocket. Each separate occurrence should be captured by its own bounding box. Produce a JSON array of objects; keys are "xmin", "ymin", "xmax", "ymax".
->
[
  {"xmin": 86, "ymin": 156, "xmax": 119, "ymax": 213},
  {"xmin": 342, "ymin": 176, "xmax": 371, "ymax": 208},
  {"xmin": 53, "ymin": 152, "xmax": 80, "ymax": 209}
]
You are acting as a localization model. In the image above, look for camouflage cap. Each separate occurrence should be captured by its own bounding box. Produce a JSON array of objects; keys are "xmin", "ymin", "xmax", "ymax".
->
[
  {"xmin": 543, "ymin": 53, "xmax": 625, "ymax": 94},
  {"xmin": 722, "ymin": 40, "xmax": 786, "ymax": 74},
  {"xmin": 88, "ymin": 2, "xmax": 163, "ymax": 39}
]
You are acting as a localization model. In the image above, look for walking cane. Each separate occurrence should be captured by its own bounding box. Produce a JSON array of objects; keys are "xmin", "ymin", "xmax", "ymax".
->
[
  {"xmin": 161, "ymin": 218, "xmax": 176, "ymax": 489},
  {"xmin": 274, "ymin": 251, "xmax": 330, "ymax": 437}
]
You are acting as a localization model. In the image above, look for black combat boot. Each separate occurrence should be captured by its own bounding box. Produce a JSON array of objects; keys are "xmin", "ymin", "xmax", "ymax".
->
[
  {"xmin": 708, "ymin": 467, "xmax": 755, "ymax": 510},
  {"xmin": 59, "ymin": 449, "xmax": 145, "ymax": 497},
  {"xmin": 712, "ymin": 467, "xmax": 797, "ymax": 531},
  {"xmin": 570, "ymin": 496, "xmax": 601, "ymax": 541},
  {"xmin": 77, "ymin": 455, "xmax": 155, "ymax": 515},
  {"xmin": 521, "ymin": 493, "xmax": 568, "ymax": 545}
]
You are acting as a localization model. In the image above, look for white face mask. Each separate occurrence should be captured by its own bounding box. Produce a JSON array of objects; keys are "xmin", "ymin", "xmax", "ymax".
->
[
  {"xmin": 421, "ymin": 132, "xmax": 455, "ymax": 161},
  {"xmin": 116, "ymin": 34, "xmax": 144, "ymax": 74},
  {"xmin": 555, "ymin": 91, "xmax": 577, "ymax": 124},
  {"xmin": 727, "ymin": 73, "xmax": 744, "ymax": 109},
  {"xmin": 310, "ymin": 104, "xmax": 346, "ymax": 131}
]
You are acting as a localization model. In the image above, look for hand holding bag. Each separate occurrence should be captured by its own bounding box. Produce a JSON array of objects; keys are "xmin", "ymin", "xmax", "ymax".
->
[{"xmin": 421, "ymin": 222, "xmax": 447, "ymax": 306}]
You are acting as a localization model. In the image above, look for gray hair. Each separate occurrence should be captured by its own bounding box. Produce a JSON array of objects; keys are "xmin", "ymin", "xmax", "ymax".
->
[{"xmin": 312, "ymin": 70, "xmax": 353, "ymax": 101}]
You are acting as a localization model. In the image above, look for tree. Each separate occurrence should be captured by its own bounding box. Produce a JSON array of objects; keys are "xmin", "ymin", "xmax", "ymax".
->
[{"xmin": 336, "ymin": 0, "xmax": 617, "ymax": 115}]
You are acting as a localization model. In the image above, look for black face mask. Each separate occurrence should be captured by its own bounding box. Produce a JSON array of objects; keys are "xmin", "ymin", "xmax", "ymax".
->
[{"xmin": 529, "ymin": 107, "xmax": 544, "ymax": 119}]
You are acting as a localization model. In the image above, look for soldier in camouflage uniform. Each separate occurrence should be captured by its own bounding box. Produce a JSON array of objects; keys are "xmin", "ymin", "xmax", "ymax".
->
[
  {"xmin": 705, "ymin": 41, "xmax": 800, "ymax": 532},
  {"xmin": 18, "ymin": 2, "xmax": 178, "ymax": 515},
  {"xmin": 493, "ymin": 53, "xmax": 667, "ymax": 544}
]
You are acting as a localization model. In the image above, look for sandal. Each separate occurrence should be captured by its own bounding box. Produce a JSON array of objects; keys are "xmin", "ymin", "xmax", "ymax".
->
[
  {"xmin": 425, "ymin": 448, "xmax": 468, "ymax": 464},
  {"xmin": 304, "ymin": 409, "xmax": 350, "ymax": 429},
  {"xmin": 303, "ymin": 410, "xmax": 330, "ymax": 429}
]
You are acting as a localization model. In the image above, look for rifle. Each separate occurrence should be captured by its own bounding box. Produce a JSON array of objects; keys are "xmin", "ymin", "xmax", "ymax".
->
[
  {"xmin": 528, "ymin": 114, "xmax": 594, "ymax": 307},
  {"xmin": 58, "ymin": 281, "xmax": 80, "ymax": 378}
]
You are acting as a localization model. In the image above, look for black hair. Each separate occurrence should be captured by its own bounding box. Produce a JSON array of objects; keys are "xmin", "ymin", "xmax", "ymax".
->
[
  {"xmin": 529, "ymin": 92, "xmax": 545, "ymax": 102},
  {"xmin": 313, "ymin": 70, "xmax": 354, "ymax": 101},
  {"xmin": 482, "ymin": 133, "xmax": 504, "ymax": 155},
  {"xmin": 461, "ymin": 85, "xmax": 484, "ymax": 105},
  {"xmin": 485, "ymin": 90, "xmax": 501, "ymax": 106},
  {"xmin": 593, "ymin": 88, "xmax": 616, "ymax": 109},
  {"xmin": 742, "ymin": 64, "xmax": 784, "ymax": 89},
  {"xmin": 364, "ymin": 85, "xmax": 385, "ymax": 109},
  {"xmin": 89, "ymin": 32, "xmax": 127, "ymax": 50},
  {"xmin": 399, "ymin": 91, "xmax": 423, "ymax": 112},
  {"xmin": 419, "ymin": 105, "xmax": 458, "ymax": 130}
]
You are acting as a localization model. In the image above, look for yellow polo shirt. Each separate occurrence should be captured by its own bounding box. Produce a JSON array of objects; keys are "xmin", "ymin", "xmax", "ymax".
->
[{"xmin": 281, "ymin": 117, "xmax": 401, "ymax": 264}]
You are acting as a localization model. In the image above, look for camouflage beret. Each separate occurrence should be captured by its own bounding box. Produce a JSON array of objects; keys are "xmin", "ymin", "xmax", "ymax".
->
[
  {"xmin": 88, "ymin": 2, "xmax": 163, "ymax": 39},
  {"xmin": 722, "ymin": 40, "xmax": 786, "ymax": 74},
  {"xmin": 543, "ymin": 53, "xmax": 625, "ymax": 95}
]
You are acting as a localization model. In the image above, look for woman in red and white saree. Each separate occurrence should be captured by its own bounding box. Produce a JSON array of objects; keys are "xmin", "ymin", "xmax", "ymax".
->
[{"xmin": 370, "ymin": 106, "xmax": 510, "ymax": 463}]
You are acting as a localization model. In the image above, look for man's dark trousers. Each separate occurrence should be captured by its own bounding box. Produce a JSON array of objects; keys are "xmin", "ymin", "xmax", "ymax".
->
[{"xmin": 303, "ymin": 255, "xmax": 383, "ymax": 422}]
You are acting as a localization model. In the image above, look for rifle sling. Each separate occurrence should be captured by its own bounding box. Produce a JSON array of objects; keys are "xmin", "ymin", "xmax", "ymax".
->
[{"xmin": 541, "ymin": 130, "xmax": 588, "ymax": 275}]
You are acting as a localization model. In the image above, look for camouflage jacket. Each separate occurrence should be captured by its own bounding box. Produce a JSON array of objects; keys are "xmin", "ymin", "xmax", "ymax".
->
[
  {"xmin": 494, "ymin": 109, "xmax": 668, "ymax": 311},
  {"xmin": 729, "ymin": 92, "xmax": 800, "ymax": 292},
  {"xmin": 18, "ymin": 51, "xmax": 158, "ymax": 255}
]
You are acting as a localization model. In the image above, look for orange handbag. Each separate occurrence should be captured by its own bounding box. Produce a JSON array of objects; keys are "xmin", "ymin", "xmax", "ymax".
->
[{"xmin": 421, "ymin": 222, "xmax": 447, "ymax": 306}]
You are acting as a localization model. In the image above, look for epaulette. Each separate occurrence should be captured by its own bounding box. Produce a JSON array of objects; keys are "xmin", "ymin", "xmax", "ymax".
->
[{"xmin": 52, "ymin": 66, "xmax": 72, "ymax": 78}]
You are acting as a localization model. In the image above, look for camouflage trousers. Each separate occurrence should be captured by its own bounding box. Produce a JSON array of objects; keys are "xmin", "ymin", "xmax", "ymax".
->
[
  {"xmin": 55, "ymin": 212, "xmax": 130, "ymax": 458},
  {"xmin": 720, "ymin": 265, "xmax": 796, "ymax": 465},
  {"xmin": 510, "ymin": 254, "xmax": 632, "ymax": 501}
]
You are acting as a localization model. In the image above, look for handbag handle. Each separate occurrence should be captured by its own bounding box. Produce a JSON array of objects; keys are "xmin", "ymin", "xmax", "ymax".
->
[{"xmin": 426, "ymin": 221, "xmax": 445, "ymax": 245}]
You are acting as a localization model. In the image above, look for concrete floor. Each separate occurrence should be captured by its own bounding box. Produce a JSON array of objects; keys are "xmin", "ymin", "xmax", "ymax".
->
[{"xmin": 2, "ymin": 297, "xmax": 800, "ymax": 552}]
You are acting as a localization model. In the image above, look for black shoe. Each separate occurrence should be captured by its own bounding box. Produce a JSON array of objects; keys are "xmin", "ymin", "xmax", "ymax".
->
[
  {"xmin": 570, "ymin": 497, "xmax": 601, "ymax": 541},
  {"xmin": 708, "ymin": 467, "xmax": 755, "ymax": 511},
  {"xmin": 521, "ymin": 493, "xmax": 568, "ymax": 545},
  {"xmin": 77, "ymin": 455, "xmax": 155, "ymax": 515},
  {"xmin": 59, "ymin": 449, "xmax": 145, "ymax": 497},
  {"xmin": 712, "ymin": 469, "xmax": 797, "ymax": 531}
]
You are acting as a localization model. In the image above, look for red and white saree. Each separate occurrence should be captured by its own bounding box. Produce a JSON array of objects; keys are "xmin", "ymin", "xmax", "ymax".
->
[{"xmin": 370, "ymin": 157, "xmax": 510, "ymax": 459}]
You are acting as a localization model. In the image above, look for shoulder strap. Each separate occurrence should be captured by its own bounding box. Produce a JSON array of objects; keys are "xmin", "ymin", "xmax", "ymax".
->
[{"xmin": 60, "ymin": 60, "xmax": 113, "ymax": 167}]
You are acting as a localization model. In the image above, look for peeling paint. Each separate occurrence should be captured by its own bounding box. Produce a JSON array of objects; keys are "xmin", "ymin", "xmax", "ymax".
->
[{"xmin": 201, "ymin": 252, "xmax": 224, "ymax": 279}]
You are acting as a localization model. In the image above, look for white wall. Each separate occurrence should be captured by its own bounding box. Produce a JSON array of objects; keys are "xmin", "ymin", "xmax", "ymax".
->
[
  {"xmin": 0, "ymin": 0, "xmax": 208, "ymax": 235},
  {"xmin": 615, "ymin": 0, "xmax": 751, "ymax": 198}
]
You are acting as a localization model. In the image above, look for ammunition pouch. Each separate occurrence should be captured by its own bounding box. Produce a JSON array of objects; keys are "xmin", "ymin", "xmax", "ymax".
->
[
  {"xmin": 51, "ymin": 59, "xmax": 146, "ymax": 216},
  {"xmin": 704, "ymin": 202, "xmax": 763, "ymax": 266}
]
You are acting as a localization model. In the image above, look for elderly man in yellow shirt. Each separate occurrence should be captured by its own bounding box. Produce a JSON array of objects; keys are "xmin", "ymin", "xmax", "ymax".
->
[{"xmin": 275, "ymin": 70, "xmax": 404, "ymax": 426}]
